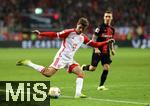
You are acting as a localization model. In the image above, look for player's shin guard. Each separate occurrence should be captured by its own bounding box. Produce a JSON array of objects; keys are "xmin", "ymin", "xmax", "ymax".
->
[
  {"xmin": 100, "ymin": 70, "xmax": 108, "ymax": 86},
  {"xmin": 75, "ymin": 77, "xmax": 83, "ymax": 96}
]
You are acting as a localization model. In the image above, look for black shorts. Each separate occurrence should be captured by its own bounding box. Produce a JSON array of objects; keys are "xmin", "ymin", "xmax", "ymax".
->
[{"xmin": 91, "ymin": 51, "xmax": 112, "ymax": 67}]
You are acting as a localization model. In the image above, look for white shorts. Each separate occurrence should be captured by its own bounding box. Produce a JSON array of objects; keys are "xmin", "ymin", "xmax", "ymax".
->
[{"xmin": 50, "ymin": 57, "xmax": 79, "ymax": 72}]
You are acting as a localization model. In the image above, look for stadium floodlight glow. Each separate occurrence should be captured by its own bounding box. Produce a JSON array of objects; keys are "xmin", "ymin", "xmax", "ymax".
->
[{"xmin": 35, "ymin": 8, "xmax": 43, "ymax": 14}]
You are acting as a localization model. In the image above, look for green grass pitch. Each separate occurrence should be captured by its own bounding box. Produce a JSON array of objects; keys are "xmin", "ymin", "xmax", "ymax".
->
[{"xmin": 0, "ymin": 48, "xmax": 150, "ymax": 106}]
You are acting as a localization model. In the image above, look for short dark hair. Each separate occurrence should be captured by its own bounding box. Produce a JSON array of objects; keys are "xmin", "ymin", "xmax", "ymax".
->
[
  {"xmin": 105, "ymin": 10, "xmax": 113, "ymax": 14},
  {"xmin": 77, "ymin": 17, "xmax": 89, "ymax": 28}
]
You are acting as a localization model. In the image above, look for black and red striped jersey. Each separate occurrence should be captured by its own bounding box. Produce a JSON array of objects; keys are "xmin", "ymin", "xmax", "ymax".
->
[{"xmin": 94, "ymin": 23, "xmax": 115, "ymax": 53}]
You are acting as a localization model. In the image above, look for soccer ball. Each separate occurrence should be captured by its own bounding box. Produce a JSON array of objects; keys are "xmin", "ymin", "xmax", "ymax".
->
[{"xmin": 48, "ymin": 87, "xmax": 61, "ymax": 98}]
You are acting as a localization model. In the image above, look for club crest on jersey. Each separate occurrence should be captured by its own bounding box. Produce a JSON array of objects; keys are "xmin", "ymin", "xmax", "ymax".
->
[{"xmin": 95, "ymin": 28, "xmax": 100, "ymax": 33}]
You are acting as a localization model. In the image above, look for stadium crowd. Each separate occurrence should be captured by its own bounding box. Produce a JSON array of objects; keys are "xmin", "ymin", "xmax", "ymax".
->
[{"xmin": 0, "ymin": 0, "xmax": 149, "ymax": 41}]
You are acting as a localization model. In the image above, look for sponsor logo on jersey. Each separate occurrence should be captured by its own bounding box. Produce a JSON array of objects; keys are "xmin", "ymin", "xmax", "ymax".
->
[{"xmin": 101, "ymin": 34, "xmax": 112, "ymax": 38}]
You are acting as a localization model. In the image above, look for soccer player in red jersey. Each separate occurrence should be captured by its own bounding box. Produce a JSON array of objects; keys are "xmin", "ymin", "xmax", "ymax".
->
[
  {"xmin": 16, "ymin": 17, "xmax": 114, "ymax": 98},
  {"xmin": 82, "ymin": 11, "xmax": 115, "ymax": 90}
]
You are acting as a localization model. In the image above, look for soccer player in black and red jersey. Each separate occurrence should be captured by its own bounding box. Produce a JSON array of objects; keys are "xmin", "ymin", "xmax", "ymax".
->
[{"xmin": 82, "ymin": 11, "xmax": 115, "ymax": 90}]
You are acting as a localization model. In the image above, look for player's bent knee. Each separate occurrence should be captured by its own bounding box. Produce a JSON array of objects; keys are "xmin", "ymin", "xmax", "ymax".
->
[
  {"xmin": 77, "ymin": 73, "xmax": 84, "ymax": 78},
  {"xmin": 77, "ymin": 71, "xmax": 84, "ymax": 78},
  {"xmin": 103, "ymin": 64, "xmax": 110, "ymax": 70},
  {"xmin": 41, "ymin": 68, "xmax": 52, "ymax": 77}
]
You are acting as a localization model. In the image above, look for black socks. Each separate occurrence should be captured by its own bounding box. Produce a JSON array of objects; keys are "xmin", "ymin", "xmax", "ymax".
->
[
  {"xmin": 100, "ymin": 70, "xmax": 108, "ymax": 86},
  {"xmin": 83, "ymin": 65, "xmax": 90, "ymax": 71}
]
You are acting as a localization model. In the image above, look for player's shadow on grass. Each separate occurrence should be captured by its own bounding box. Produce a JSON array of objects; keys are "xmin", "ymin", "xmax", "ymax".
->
[{"xmin": 51, "ymin": 95, "xmax": 76, "ymax": 100}]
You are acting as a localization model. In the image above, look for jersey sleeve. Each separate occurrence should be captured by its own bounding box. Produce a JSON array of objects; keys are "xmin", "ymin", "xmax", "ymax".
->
[
  {"xmin": 83, "ymin": 35, "xmax": 107, "ymax": 48},
  {"xmin": 57, "ymin": 29, "xmax": 75, "ymax": 38},
  {"xmin": 39, "ymin": 29, "xmax": 74, "ymax": 39},
  {"xmin": 39, "ymin": 32, "xmax": 58, "ymax": 38}
]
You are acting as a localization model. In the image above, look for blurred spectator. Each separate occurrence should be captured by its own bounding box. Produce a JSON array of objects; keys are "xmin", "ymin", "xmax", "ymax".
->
[{"xmin": 0, "ymin": 0, "xmax": 149, "ymax": 41}]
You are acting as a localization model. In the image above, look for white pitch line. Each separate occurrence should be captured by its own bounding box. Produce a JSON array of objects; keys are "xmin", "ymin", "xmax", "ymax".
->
[
  {"xmin": 61, "ymin": 95, "xmax": 150, "ymax": 106},
  {"xmin": 60, "ymin": 84, "xmax": 150, "ymax": 89},
  {"xmin": 1, "ymin": 89, "xmax": 150, "ymax": 105},
  {"xmin": 86, "ymin": 97, "xmax": 150, "ymax": 105}
]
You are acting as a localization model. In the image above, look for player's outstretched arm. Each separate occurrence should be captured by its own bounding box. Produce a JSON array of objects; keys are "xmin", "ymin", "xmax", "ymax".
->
[
  {"xmin": 83, "ymin": 35, "xmax": 115, "ymax": 48},
  {"xmin": 32, "ymin": 29, "xmax": 74, "ymax": 39},
  {"xmin": 32, "ymin": 30, "xmax": 58, "ymax": 38},
  {"xmin": 110, "ymin": 42, "xmax": 116, "ymax": 55}
]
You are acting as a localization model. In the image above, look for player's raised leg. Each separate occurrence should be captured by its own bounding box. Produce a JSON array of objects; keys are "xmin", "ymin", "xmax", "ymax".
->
[
  {"xmin": 82, "ymin": 52, "xmax": 100, "ymax": 72},
  {"xmin": 16, "ymin": 59, "xmax": 45, "ymax": 72},
  {"xmin": 16, "ymin": 59, "xmax": 58, "ymax": 77},
  {"xmin": 69, "ymin": 64, "xmax": 86, "ymax": 98},
  {"xmin": 82, "ymin": 65, "xmax": 97, "ymax": 71}
]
